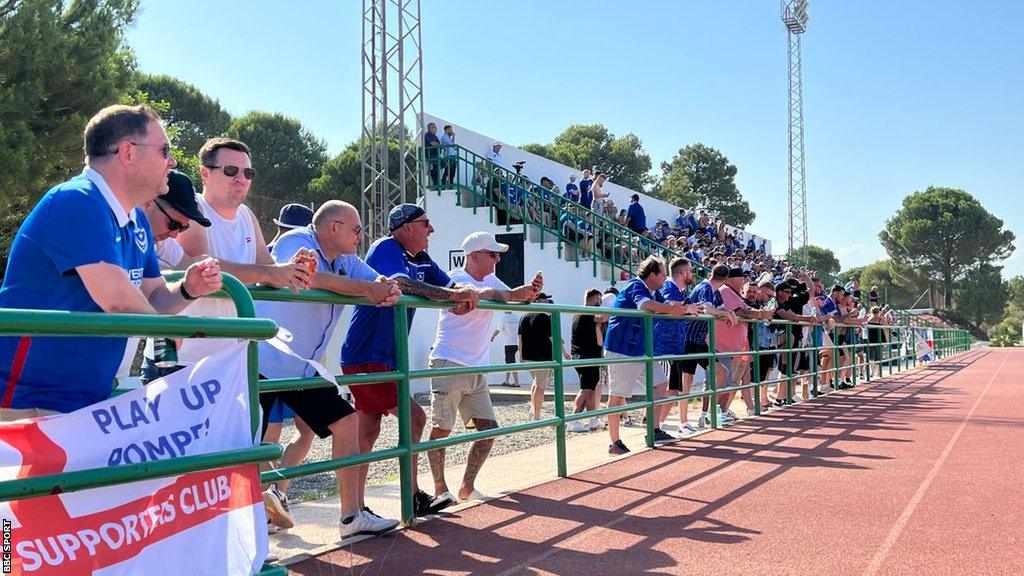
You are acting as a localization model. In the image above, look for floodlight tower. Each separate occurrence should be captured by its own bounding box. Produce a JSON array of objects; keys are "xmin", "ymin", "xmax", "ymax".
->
[
  {"xmin": 781, "ymin": 0, "xmax": 809, "ymax": 262},
  {"xmin": 361, "ymin": 0, "xmax": 425, "ymax": 243}
]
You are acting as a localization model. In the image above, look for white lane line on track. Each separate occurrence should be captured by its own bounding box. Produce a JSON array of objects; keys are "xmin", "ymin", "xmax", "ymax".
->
[{"xmin": 862, "ymin": 351, "xmax": 1008, "ymax": 576}]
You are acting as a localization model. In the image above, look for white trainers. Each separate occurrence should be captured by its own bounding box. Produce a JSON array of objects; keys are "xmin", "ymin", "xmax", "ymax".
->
[
  {"xmin": 746, "ymin": 407, "xmax": 757, "ymax": 417},
  {"xmin": 567, "ymin": 420, "xmax": 587, "ymax": 433},
  {"xmin": 697, "ymin": 413, "xmax": 709, "ymax": 429},
  {"xmin": 588, "ymin": 418, "xmax": 604, "ymax": 430},
  {"xmin": 720, "ymin": 412, "xmax": 735, "ymax": 425},
  {"xmin": 339, "ymin": 510, "xmax": 398, "ymax": 539},
  {"xmin": 679, "ymin": 422, "xmax": 697, "ymax": 434},
  {"xmin": 263, "ymin": 484, "xmax": 294, "ymax": 529}
]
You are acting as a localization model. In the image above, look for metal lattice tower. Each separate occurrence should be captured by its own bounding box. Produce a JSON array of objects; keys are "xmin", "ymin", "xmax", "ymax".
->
[
  {"xmin": 361, "ymin": 0, "xmax": 425, "ymax": 243},
  {"xmin": 782, "ymin": 0, "xmax": 809, "ymax": 262}
]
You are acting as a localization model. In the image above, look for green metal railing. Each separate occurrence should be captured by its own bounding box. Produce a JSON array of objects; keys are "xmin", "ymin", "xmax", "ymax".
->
[
  {"xmin": 246, "ymin": 286, "xmax": 971, "ymax": 527},
  {"xmin": 0, "ymin": 274, "xmax": 284, "ymax": 576},
  {"xmin": 0, "ymin": 278, "xmax": 970, "ymax": 574},
  {"xmin": 425, "ymin": 144, "xmax": 712, "ymax": 282}
]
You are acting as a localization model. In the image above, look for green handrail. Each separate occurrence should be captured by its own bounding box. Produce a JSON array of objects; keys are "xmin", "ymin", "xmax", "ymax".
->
[
  {"xmin": 426, "ymin": 144, "xmax": 713, "ymax": 281},
  {"xmin": 247, "ymin": 284, "xmax": 970, "ymax": 528}
]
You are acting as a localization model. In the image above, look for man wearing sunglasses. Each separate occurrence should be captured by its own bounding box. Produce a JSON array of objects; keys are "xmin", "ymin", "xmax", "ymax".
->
[
  {"xmin": 0, "ymin": 104, "xmax": 223, "ymax": 420},
  {"xmin": 175, "ymin": 137, "xmax": 315, "ymax": 369},
  {"xmin": 342, "ymin": 203, "xmax": 483, "ymax": 518},
  {"xmin": 256, "ymin": 200, "xmax": 403, "ymax": 538},
  {"xmin": 425, "ymin": 232, "xmax": 544, "ymax": 509}
]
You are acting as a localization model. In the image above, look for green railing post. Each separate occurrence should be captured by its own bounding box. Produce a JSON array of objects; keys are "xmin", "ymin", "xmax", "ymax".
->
[
  {"xmin": 393, "ymin": 303, "xmax": 415, "ymax": 525},
  {"xmin": 785, "ymin": 324, "xmax": 793, "ymax": 403},
  {"xmin": 752, "ymin": 321, "xmax": 762, "ymax": 415},
  {"xmin": 707, "ymin": 318, "xmax": 719, "ymax": 428},
  {"xmin": 811, "ymin": 323, "xmax": 820, "ymax": 395},
  {"xmin": 644, "ymin": 315, "xmax": 656, "ymax": 448},
  {"xmin": 551, "ymin": 311, "xmax": 568, "ymax": 477},
  {"xmin": 832, "ymin": 325, "xmax": 840, "ymax": 392},
  {"xmin": 911, "ymin": 326, "xmax": 917, "ymax": 368}
]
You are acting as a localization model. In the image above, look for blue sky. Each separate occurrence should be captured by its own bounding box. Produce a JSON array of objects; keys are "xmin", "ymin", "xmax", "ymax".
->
[{"xmin": 126, "ymin": 0, "xmax": 1022, "ymax": 276}]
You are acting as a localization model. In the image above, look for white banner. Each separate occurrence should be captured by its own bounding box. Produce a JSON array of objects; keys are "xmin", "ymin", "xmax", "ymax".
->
[
  {"xmin": 915, "ymin": 328, "xmax": 935, "ymax": 361},
  {"xmin": 1, "ymin": 341, "xmax": 267, "ymax": 575}
]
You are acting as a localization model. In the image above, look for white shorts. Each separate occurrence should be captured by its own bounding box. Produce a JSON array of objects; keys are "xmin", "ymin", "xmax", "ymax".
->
[{"xmin": 605, "ymin": 350, "xmax": 668, "ymax": 398}]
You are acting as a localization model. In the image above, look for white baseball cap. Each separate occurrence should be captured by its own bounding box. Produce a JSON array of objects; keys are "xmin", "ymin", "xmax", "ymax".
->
[{"xmin": 462, "ymin": 231, "xmax": 509, "ymax": 254}]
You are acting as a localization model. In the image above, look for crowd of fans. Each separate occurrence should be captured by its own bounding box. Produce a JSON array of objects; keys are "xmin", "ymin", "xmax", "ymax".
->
[{"xmin": 0, "ymin": 106, "xmax": 903, "ymax": 550}]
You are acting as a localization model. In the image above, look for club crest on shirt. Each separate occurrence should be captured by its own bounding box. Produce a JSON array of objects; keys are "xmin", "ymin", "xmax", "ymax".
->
[{"xmin": 134, "ymin": 225, "xmax": 148, "ymax": 252}]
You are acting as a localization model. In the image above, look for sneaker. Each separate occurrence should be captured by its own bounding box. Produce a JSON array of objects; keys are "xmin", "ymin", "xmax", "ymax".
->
[
  {"xmin": 725, "ymin": 410, "xmax": 737, "ymax": 420},
  {"xmin": 263, "ymin": 484, "xmax": 294, "ymax": 529},
  {"xmin": 267, "ymin": 519, "xmax": 279, "ymax": 535},
  {"xmin": 811, "ymin": 388, "xmax": 824, "ymax": 397},
  {"xmin": 679, "ymin": 422, "xmax": 698, "ymax": 434},
  {"xmin": 719, "ymin": 412, "xmax": 735, "ymax": 425},
  {"xmin": 653, "ymin": 428, "xmax": 677, "ymax": 444},
  {"xmin": 773, "ymin": 399, "xmax": 787, "ymax": 408},
  {"xmin": 608, "ymin": 439, "xmax": 631, "ymax": 455},
  {"xmin": 697, "ymin": 413, "xmax": 709, "ymax": 429},
  {"xmin": 339, "ymin": 510, "xmax": 398, "ymax": 539},
  {"xmin": 623, "ymin": 414, "xmax": 635, "ymax": 427},
  {"xmin": 414, "ymin": 490, "xmax": 454, "ymax": 516},
  {"xmin": 588, "ymin": 418, "xmax": 604, "ymax": 431},
  {"xmin": 746, "ymin": 407, "xmax": 758, "ymax": 417},
  {"xmin": 792, "ymin": 394, "xmax": 804, "ymax": 403},
  {"xmin": 567, "ymin": 420, "xmax": 587, "ymax": 433}
]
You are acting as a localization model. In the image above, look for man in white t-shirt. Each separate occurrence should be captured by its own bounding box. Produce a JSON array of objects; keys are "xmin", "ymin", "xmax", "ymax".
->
[
  {"xmin": 490, "ymin": 310, "xmax": 522, "ymax": 387},
  {"xmin": 425, "ymin": 231, "xmax": 543, "ymax": 506}
]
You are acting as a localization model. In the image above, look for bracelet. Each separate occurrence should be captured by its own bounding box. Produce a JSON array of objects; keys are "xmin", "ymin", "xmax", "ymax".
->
[{"xmin": 180, "ymin": 282, "xmax": 198, "ymax": 301}]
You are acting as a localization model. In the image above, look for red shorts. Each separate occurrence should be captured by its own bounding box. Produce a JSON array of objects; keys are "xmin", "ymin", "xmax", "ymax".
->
[{"xmin": 342, "ymin": 362, "xmax": 398, "ymax": 416}]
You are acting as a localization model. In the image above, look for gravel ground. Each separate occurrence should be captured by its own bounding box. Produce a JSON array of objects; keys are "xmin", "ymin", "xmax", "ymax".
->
[{"xmin": 273, "ymin": 396, "xmax": 654, "ymax": 502}]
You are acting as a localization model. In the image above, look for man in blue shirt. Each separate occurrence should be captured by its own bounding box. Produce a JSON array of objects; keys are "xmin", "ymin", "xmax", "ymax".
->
[
  {"xmin": 564, "ymin": 174, "xmax": 580, "ymax": 204},
  {"xmin": 603, "ymin": 256, "xmax": 697, "ymax": 454},
  {"xmin": 654, "ymin": 257, "xmax": 697, "ymax": 434},
  {"xmin": 0, "ymin": 104, "xmax": 223, "ymax": 420},
  {"xmin": 424, "ymin": 122, "xmax": 442, "ymax": 187},
  {"xmin": 341, "ymin": 204, "xmax": 483, "ymax": 514},
  {"xmin": 257, "ymin": 200, "xmax": 404, "ymax": 537},
  {"xmin": 626, "ymin": 194, "xmax": 647, "ymax": 234},
  {"xmin": 439, "ymin": 124, "xmax": 457, "ymax": 185},
  {"xmin": 577, "ymin": 169, "xmax": 594, "ymax": 210},
  {"xmin": 680, "ymin": 265, "xmax": 738, "ymax": 428}
]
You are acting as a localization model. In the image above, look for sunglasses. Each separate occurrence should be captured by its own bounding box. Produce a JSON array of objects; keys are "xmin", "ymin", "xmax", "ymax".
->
[
  {"xmin": 205, "ymin": 164, "xmax": 257, "ymax": 180},
  {"xmin": 154, "ymin": 201, "xmax": 189, "ymax": 233},
  {"xmin": 102, "ymin": 141, "xmax": 172, "ymax": 159},
  {"xmin": 331, "ymin": 220, "xmax": 363, "ymax": 235}
]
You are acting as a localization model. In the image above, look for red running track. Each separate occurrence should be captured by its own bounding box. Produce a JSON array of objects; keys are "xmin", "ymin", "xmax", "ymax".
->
[{"xmin": 289, "ymin": 349, "xmax": 1024, "ymax": 576}]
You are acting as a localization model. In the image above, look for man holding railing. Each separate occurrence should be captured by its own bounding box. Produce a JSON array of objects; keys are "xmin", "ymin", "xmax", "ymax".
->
[
  {"xmin": 604, "ymin": 257, "xmax": 701, "ymax": 455},
  {"xmin": 425, "ymin": 231, "xmax": 543, "ymax": 507},
  {"xmin": 0, "ymin": 104, "xmax": 223, "ymax": 421},
  {"xmin": 341, "ymin": 204, "xmax": 483, "ymax": 518},
  {"xmin": 257, "ymin": 200, "xmax": 402, "ymax": 539},
  {"xmin": 680, "ymin": 264, "xmax": 738, "ymax": 429}
]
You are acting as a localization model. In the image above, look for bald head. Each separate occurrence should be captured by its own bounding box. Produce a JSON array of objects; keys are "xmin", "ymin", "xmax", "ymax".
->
[{"xmin": 313, "ymin": 200, "xmax": 357, "ymax": 228}]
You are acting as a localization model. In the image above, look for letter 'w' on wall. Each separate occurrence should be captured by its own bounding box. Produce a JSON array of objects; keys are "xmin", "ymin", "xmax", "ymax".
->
[{"xmin": 0, "ymin": 341, "xmax": 268, "ymax": 575}]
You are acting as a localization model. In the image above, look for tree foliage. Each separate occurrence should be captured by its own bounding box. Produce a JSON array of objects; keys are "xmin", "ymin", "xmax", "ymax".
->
[
  {"xmin": 134, "ymin": 73, "xmax": 231, "ymax": 154},
  {"xmin": 838, "ymin": 259, "xmax": 930, "ymax": 309},
  {"xmin": 226, "ymin": 111, "xmax": 328, "ymax": 237},
  {"xmin": 786, "ymin": 244, "xmax": 841, "ymax": 277},
  {"xmin": 879, "ymin": 187, "xmax": 1015, "ymax": 307},
  {"xmin": 521, "ymin": 124, "xmax": 653, "ymax": 192},
  {"xmin": 953, "ymin": 264, "xmax": 1008, "ymax": 327},
  {"xmin": 655, "ymin": 144, "xmax": 754, "ymax": 227},
  {"xmin": 0, "ymin": 0, "xmax": 139, "ymax": 270}
]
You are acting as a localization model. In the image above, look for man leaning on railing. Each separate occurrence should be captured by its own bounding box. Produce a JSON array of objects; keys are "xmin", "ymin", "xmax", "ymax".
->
[{"xmin": 0, "ymin": 104, "xmax": 223, "ymax": 422}]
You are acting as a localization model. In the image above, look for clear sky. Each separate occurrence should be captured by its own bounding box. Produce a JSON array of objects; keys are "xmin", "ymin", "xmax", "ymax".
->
[{"xmin": 125, "ymin": 0, "xmax": 1022, "ymax": 276}]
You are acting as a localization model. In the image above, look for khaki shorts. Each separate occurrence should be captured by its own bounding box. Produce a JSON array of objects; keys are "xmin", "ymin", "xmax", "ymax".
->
[
  {"xmin": 0, "ymin": 407, "xmax": 61, "ymax": 422},
  {"xmin": 429, "ymin": 358, "xmax": 497, "ymax": 430},
  {"xmin": 605, "ymin": 350, "xmax": 668, "ymax": 398},
  {"xmin": 530, "ymin": 369, "xmax": 552, "ymax": 389}
]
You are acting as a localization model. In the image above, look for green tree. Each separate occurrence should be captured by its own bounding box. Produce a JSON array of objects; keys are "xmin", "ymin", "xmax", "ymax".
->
[
  {"xmin": 134, "ymin": 73, "xmax": 231, "ymax": 155},
  {"xmin": 307, "ymin": 137, "xmax": 418, "ymax": 213},
  {"xmin": 953, "ymin": 264, "xmax": 1008, "ymax": 326},
  {"xmin": 879, "ymin": 187, "xmax": 1015, "ymax": 307},
  {"xmin": 838, "ymin": 259, "xmax": 925, "ymax": 309},
  {"xmin": 655, "ymin": 144, "xmax": 754, "ymax": 227},
  {"xmin": 0, "ymin": 0, "xmax": 139, "ymax": 270},
  {"xmin": 785, "ymin": 244, "xmax": 841, "ymax": 277},
  {"xmin": 226, "ymin": 111, "xmax": 328, "ymax": 237},
  {"xmin": 522, "ymin": 124, "xmax": 654, "ymax": 192}
]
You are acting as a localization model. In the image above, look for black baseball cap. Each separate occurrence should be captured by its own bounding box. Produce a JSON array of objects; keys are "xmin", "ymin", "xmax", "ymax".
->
[{"xmin": 162, "ymin": 170, "xmax": 210, "ymax": 227}]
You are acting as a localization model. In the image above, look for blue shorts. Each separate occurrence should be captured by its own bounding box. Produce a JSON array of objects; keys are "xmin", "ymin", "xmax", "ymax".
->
[{"xmin": 267, "ymin": 398, "xmax": 295, "ymax": 424}]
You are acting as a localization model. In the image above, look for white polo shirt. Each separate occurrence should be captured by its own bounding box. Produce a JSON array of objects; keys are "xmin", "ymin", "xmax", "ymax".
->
[{"xmin": 429, "ymin": 268, "xmax": 510, "ymax": 367}]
